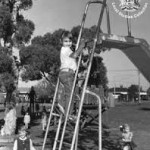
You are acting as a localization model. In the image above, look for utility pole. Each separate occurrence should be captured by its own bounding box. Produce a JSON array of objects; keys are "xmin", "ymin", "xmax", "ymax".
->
[
  {"xmin": 138, "ymin": 70, "xmax": 141, "ymax": 104},
  {"xmin": 126, "ymin": 11, "xmax": 132, "ymax": 37},
  {"xmin": 113, "ymin": 76, "xmax": 116, "ymax": 97}
]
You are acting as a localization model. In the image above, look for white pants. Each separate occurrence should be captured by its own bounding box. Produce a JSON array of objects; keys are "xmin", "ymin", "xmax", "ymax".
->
[{"xmin": 123, "ymin": 145, "xmax": 130, "ymax": 150}]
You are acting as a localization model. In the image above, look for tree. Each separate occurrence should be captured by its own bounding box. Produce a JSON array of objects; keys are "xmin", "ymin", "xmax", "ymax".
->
[
  {"xmin": 0, "ymin": 0, "xmax": 35, "ymax": 103},
  {"xmin": 71, "ymin": 25, "xmax": 108, "ymax": 89},
  {"xmin": 147, "ymin": 87, "xmax": 150, "ymax": 101},
  {"xmin": 88, "ymin": 56, "xmax": 108, "ymax": 90},
  {"xmin": 128, "ymin": 84, "xmax": 138, "ymax": 101},
  {"xmin": 20, "ymin": 29, "xmax": 65, "ymax": 86},
  {"xmin": 0, "ymin": 0, "xmax": 34, "ymax": 136},
  {"xmin": 35, "ymin": 79, "xmax": 55, "ymax": 103},
  {"xmin": 20, "ymin": 42, "xmax": 60, "ymax": 86},
  {"xmin": 20, "ymin": 26, "xmax": 108, "ymax": 91}
]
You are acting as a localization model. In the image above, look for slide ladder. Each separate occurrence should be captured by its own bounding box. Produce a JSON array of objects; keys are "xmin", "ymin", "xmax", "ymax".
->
[{"xmin": 42, "ymin": 0, "xmax": 110, "ymax": 150}]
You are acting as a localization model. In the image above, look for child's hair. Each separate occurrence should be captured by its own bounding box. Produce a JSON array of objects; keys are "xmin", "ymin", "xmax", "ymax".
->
[
  {"xmin": 61, "ymin": 31, "xmax": 73, "ymax": 41},
  {"xmin": 120, "ymin": 124, "xmax": 130, "ymax": 132},
  {"xmin": 18, "ymin": 124, "xmax": 30, "ymax": 136},
  {"xmin": 18, "ymin": 124, "xmax": 27, "ymax": 133},
  {"xmin": 123, "ymin": 124, "xmax": 130, "ymax": 130}
]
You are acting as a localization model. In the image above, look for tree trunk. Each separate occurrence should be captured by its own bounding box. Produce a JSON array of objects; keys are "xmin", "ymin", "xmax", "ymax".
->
[
  {"xmin": 1, "ymin": 104, "xmax": 17, "ymax": 136},
  {"xmin": 5, "ymin": 91, "xmax": 12, "ymax": 103},
  {"xmin": 1, "ymin": 1, "xmax": 20, "ymax": 136}
]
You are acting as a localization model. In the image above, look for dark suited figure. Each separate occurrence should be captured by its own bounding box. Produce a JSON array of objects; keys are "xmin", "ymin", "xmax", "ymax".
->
[{"xmin": 28, "ymin": 86, "xmax": 36, "ymax": 114}]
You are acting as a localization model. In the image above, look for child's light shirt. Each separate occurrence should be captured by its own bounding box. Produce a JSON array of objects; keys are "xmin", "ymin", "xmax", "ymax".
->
[
  {"xmin": 60, "ymin": 46, "xmax": 77, "ymax": 71},
  {"xmin": 41, "ymin": 115, "xmax": 47, "ymax": 125},
  {"xmin": 122, "ymin": 131, "xmax": 133, "ymax": 142},
  {"xmin": 24, "ymin": 114, "xmax": 31, "ymax": 124}
]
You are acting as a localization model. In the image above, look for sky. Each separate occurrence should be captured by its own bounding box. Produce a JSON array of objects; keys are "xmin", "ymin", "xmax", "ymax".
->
[{"xmin": 20, "ymin": 0, "xmax": 150, "ymax": 90}]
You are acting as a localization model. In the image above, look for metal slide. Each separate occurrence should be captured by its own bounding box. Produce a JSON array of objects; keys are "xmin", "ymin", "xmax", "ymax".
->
[{"xmin": 98, "ymin": 33, "xmax": 150, "ymax": 83}]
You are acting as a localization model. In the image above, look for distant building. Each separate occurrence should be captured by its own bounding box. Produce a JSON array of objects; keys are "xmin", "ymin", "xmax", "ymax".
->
[
  {"xmin": 109, "ymin": 87, "xmax": 148, "ymax": 101},
  {"xmin": 18, "ymin": 87, "xmax": 30, "ymax": 102}
]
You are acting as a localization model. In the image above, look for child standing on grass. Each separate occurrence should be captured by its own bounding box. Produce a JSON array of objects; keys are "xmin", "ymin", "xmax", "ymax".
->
[
  {"xmin": 41, "ymin": 111, "xmax": 47, "ymax": 133},
  {"xmin": 21, "ymin": 105, "xmax": 26, "ymax": 116},
  {"xmin": 24, "ymin": 112, "xmax": 31, "ymax": 129},
  {"xmin": 35, "ymin": 103, "xmax": 40, "ymax": 117},
  {"xmin": 13, "ymin": 125, "xmax": 36, "ymax": 150}
]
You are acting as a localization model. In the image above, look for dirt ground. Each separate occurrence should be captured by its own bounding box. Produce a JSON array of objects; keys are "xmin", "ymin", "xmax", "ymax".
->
[{"xmin": 0, "ymin": 101, "xmax": 150, "ymax": 150}]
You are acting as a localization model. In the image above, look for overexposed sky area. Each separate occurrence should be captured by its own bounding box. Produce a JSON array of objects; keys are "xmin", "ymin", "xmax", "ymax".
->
[{"xmin": 20, "ymin": 0, "xmax": 150, "ymax": 90}]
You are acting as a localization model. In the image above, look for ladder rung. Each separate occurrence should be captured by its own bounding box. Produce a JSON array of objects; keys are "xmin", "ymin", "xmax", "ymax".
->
[
  {"xmin": 56, "ymin": 140, "xmax": 71, "ymax": 146},
  {"xmin": 52, "ymin": 113, "xmax": 61, "ymax": 117},
  {"xmin": 77, "ymin": 77, "xmax": 85, "ymax": 80}
]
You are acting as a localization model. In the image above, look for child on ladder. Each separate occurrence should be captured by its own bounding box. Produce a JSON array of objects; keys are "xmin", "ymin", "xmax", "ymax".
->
[{"xmin": 57, "ymin": 31, "xmax": 86, "ymax": 119}]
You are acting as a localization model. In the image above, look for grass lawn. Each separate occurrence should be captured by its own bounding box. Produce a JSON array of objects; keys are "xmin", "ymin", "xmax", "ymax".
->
[
  {"xmin": 102, "ymin": 101, "xmax": 150, "ymax": 150},
  {"xmin": 0, "ymin": 101, "xmax": 150, "ymax": 150}
]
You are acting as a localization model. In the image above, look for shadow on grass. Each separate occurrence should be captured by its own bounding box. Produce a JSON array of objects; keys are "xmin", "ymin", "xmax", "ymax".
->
[
  {"xmin": 15, "ymin": 116, "xmax": 40, "ymax": 134},
  {"xmin": 41, "ymin": 123, "xmax": 121, "ymax": 150},
  {"xmin": 0, "ymin": 119, "xmax": 4, "ymax": 129},
  {"xmin": 102, "ymin": 130, "xmax": 121, "ymax": 150},
  {"xmin": 77, "ymin": 125, "xmax": 120, "ymax": 150},
  {"xmin": 0, "ymin": 109, "xmax": 4, "ymax": 113},
  {"xmin": 139, "ymin": 107, "xmax": 150, "ymax": 111}
]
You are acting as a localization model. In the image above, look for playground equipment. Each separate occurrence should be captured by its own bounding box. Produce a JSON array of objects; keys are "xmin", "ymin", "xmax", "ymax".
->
[{"xmin": 42, "ymin": 0, "xmax": 150, "ymax": 150}]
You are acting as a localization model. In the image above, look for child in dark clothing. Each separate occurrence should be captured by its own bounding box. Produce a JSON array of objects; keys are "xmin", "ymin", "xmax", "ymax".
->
[
  {"xmin": 13, "ymin": 125, "xmax": 36, "ymax": 150},
  {"xmin": 35, "ymin": 103, "xmax": 40, "ymax": 117},
  {"xmin": 21, "ymin": 106, "xmax": 26, "ymax": 116}
]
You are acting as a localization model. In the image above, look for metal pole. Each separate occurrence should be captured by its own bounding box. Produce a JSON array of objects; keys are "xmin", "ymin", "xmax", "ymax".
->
[
  {"xmin": 138, "ymin": 70, "xmax": 141, "ymax": 104},
  {"xmin": 114, "ymin": 83, "xmax": 116, "ymax": 97},
  {"xmin": 74, "ymin": 127, "xmax": 79, "ymax": 150},
  {"xmin": 58, "ymin": 3, "xmax": 90, "ymax": 150},
  {"xmin": 70, "ymin": 1, "xmax": 107, "ymax": 150},
  {"xmin": 42, "ymin": 79, "xmax": 60, "ymax": 150},
  {"xmin": 106, "ymin": 5, "xmax": 111, "ymax": 34},
  {"xmin": 85, "ymin": 90, "xmax": 102, "ymax": 150},
  {"xmin": 52, "ymin": 115, "xmax": 63, "ymax": 150},
  {"xmin": 126, "ymin": 11, "xmax": 131, "ymax": 36}
]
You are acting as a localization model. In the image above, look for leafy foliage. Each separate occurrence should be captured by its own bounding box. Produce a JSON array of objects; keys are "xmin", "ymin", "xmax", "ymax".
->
[
  {"xmin": 0, "ymin": 0, "xmax": 35, "ymax": 103},
  {"xmin": 20, "ymin": 29, "xmax": 66, "ymax": 84},
  {"xmin": 128, "ymin": 84, "xmax": 139, "ymax": 100},
  {"xmin": 20, "ymin": 43, "xmax": 60, "ymax": 83},
  {"xmin": 0, "ymin": 72, "xmax": 15, "ymax": 92},
  {"xmin": 35, "ymin": 80, "xmax": 55, "ymax": 102},
  {"xmin": 88, "ymin": 56, "xmax": 108, "ymax": 89},
  {"xmin": 0, "ymin": 5, "xmax": 14, "ymax": 41},
  {"xmin": 0, "ymin": 51, "xmax": 13, "ymax": 73},
  {"xmin": 18, "ymin": 0, "xmax": 33, "ymax": 10},
  {"xmin": 14, "ymin": 19, "xmax": 35, "ymax": 44},
  {"xmin": 147, "ymin": 87, "xmax": 150, "ymax": 100},
  {"xmin": 20, "ymin": 26, "xmax": 108, "ymax": 90}
]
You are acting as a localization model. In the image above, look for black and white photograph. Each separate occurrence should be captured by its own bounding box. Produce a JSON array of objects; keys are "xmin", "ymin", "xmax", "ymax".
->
[{"xmin": 0, "ymin": 0, "xmax": 150, "ymax": 150}]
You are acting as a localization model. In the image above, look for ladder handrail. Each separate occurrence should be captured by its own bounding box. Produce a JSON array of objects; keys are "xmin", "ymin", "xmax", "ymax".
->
[
  {"xmin": 52, "ymin": 115, "xmax": 63, "ymax": 150},
  {"xmin": 42, "ymin": 1, "xmax": 109, "ymax": 150},
  {"xmin": 58, "ymin": 2, "xmax": 90, "ymax": 149},
  {"xmin": 85, "ymin": 89, "xmax": 102, "ymax": 149},
  {"xmin": 70, "ymin": 1, "xmax": 107, "ymax": 149},
  {"xmin": 42, "ymin": 79, "xmax": 60, "ymax": 150}
]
